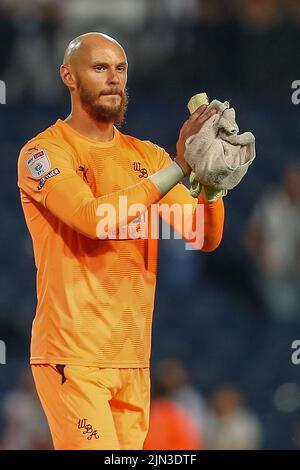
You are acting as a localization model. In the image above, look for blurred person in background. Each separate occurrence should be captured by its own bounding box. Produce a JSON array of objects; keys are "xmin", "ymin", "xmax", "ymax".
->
[
  {"xmin": 17, "ymin": 32, "xmax": 224, "ymax": 450},
  {"xmin": 206, "ymin": 384, "xmax": 262, "ymax": 450},
  {"xmin": 143, "ymin": 359, "xmax": 203, "ymax": 450},
  {"xmin": 291, "ymin": 420, "xmax": 300, "ymax": 450},
  {"xmin": 236, "ymin": 0, "xmax": 292, "ymax": 96},
  {"xmin": 0, "ymin": 367, "xmax": 51, "ymax": 450},
  {"xmin": 2, "ymin": 0, "xmax": 62, "ymax": 103},
  {"xmin": 245, "ymin": 161, "xmax": 300, "ymax": 322},
  {"xmin": 0, "ymin": 2, "xmax": 17, "ymax": 77},
  {"xmin": 153, "ymin": 358, "xmax": 209, "ymax": 438}
]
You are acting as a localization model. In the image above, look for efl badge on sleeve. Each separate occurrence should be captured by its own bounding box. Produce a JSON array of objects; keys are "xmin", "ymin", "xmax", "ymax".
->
[{"xmin": 26, "ymin": 149, "xmax": 51, "ymax": 179}]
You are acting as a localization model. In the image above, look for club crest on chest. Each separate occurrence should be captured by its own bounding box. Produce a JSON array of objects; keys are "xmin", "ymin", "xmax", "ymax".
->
[{"xmin": 133, "ymin": 162, "xmax": 148, "ymax": 178}]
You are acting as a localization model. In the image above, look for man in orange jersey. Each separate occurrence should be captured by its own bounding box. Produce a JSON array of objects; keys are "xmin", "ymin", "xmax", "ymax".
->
[{"xmin": 17, "ymin": 32, "xmax": 224, "ymax": 450}]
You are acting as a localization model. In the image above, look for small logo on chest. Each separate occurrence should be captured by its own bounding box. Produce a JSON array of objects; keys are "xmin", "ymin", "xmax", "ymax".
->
[
  {"xmin": 133, "ymin": 162, "xmax": 148, "ymax": 178},
  {"xmin": 78, "ymin": 165, "xmax": 89, "ymax": 183}
]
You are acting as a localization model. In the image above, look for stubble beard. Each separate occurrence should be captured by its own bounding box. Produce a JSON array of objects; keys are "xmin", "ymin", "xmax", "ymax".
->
[{"xmin": 78, "ymin": 82, "xmax": 128, "ymax": 126}]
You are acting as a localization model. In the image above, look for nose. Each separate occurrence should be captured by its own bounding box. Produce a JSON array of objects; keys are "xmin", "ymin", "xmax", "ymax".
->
[{"xmin": 108, "ymin": 68, "xmax": 120, "ymax": 85}]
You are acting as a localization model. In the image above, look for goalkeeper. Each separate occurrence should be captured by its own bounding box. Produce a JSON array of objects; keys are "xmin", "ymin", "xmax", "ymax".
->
[{"xmin": 17, "ymin": 32, "xmax": 226, "ymax": 450}]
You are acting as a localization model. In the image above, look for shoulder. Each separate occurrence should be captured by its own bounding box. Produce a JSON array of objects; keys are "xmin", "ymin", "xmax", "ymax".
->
[
  {"xmin": 18, "ymin": 121, "xmax": 74, "ymax": 167},
  {"xmin": 19, "ymin": 121, "xmax": 69, "ymax": 156},
  {"xmin": 18, "ymin": 121, "xmax": 75, "ymax": 181},
  {"xmin": 118, "ymin": 132, "xmax": 172, "ymax": 172},
  {"xmin": 118, "ymin": 131, "xmax": 164, "ymax": 155}
]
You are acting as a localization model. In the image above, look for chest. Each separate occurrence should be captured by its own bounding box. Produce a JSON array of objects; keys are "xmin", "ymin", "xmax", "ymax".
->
[{"xmin": 74, "ymin": 146, "xmax": 151, "ymax": 197}]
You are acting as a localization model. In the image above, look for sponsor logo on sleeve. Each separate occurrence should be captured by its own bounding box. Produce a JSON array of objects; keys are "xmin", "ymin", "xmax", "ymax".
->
[
  {"xmin": 37, "ymin": 168, "xmax": 60, "ymax": 190},
  {"xmin": 26, "ymin": 149, "xmax": 51, "ymax": 179}
]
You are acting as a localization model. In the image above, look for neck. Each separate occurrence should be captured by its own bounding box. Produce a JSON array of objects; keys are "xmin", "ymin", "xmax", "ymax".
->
[{"xmin": 65, "ymin": 102, "xmax": 115, "ymax": 142}]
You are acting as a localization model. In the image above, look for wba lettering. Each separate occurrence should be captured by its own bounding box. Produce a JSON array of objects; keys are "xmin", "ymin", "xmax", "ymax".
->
[
  {"xmin": 78, "ymin": 418, "xmax": 99, "ymax": 440},
  {"xmin": 133, "ymin": 162, "xmax": 148, "ymax": 178}
]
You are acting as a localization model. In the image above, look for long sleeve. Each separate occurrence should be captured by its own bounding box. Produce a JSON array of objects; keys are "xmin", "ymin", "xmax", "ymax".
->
[
  {"xmin": 153, "ymin": 143, "xmax": 224, "ymax": 251},
  {"xmin": 45, "ymin": 177, "xmax": 161, "ymax": 240},
  {"xmin": 159, "ymin": 182, "xmax": 225, "ymax": 251},
  {"xmin": 196, "ymin": 192, "xmax": 224, "ymax": 251},
  {"xmin": 18, "ymin": 140, "xmax": 161, "ymax": 240}
]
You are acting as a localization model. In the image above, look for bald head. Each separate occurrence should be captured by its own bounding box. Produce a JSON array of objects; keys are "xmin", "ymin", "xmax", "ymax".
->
[
  {"xmin": 60, "ymin": 32, "xmax": 128, "ymax": 126},
  {"xmin": 63, "ymin": 32, "xmax": 126, "ymax": 66}
]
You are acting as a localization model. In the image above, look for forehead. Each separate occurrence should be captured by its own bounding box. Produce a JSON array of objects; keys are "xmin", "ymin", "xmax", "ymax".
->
[{"xmin": 81, "ymin": 41, "xmax": 127, "ymax": 65}]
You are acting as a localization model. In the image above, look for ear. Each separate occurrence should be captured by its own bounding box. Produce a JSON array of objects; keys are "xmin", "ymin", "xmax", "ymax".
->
[{"xmin": 60, "ymin": 65, "xmax": 76, "ymax": 90}]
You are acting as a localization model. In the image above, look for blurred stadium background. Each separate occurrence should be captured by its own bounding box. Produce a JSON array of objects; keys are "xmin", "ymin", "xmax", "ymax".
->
[{"xmin": 1, "ymin": 0, "xmax": 300, "ymax": 450}]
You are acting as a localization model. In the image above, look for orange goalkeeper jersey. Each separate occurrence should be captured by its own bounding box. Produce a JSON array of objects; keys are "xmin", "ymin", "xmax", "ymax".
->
[{"xmin": 17, "ymin": 119, "xmax": 224, "ymax": 368}]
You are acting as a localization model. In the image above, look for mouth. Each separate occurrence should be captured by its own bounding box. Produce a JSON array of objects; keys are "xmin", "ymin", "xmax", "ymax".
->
[
  {"xmin": 101, "ymin": 93, "xmax": 121, "ymax": 97},
  {"xmin": 100, "ymin": 93, "xmax": 121, "ymax": 98}
]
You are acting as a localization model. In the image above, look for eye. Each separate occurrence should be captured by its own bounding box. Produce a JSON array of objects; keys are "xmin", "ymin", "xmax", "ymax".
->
[{"xmin": 94, "ymin": 65, "xmax": 106, "ymax": 72}]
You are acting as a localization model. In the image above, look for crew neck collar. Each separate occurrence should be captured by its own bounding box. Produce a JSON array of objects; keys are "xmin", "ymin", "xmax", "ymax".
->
[{"xmin": 56, "ymin": 119, "xmax": 119, "ymax": 147}]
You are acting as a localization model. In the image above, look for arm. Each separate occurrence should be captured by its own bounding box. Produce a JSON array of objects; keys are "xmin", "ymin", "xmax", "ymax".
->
[
  {"xmin": 158, "ymin": 104, "xmax": 224, "ymax": 251},
  {"xmin": 160, "ymin": 181, "xmax": 225, "ymax": 252},
  {"xmin": 45, "ymin": 176, "xmax": 160, "ymax": 240},
  {"xmin": 18, "ymin": 109, "xmax": 214, "ymax": 241},
  {"xmin": 197, "ymin": 190, "xmax": 225, "ymax": 252},
  {"xmin": 18, "ymin": 140, "xmax": 191, "ymax": 240}
]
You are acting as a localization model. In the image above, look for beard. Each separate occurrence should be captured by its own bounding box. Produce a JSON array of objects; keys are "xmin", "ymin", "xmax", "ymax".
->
[{"xmin": 77, "ymin": 81, "xmax": 128, "ymax": 126}]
